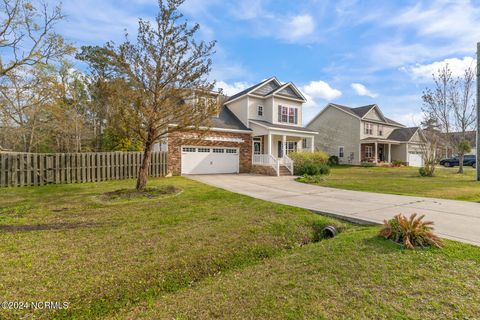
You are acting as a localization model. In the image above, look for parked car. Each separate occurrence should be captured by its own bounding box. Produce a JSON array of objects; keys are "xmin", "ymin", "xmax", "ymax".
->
[{"xmin": 439, "ymin": 155, "xmax": 476, "ymax": 168}]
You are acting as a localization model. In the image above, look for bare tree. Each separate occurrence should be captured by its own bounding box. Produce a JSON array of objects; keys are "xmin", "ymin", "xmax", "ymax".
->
[
  {"xmin": 0, "ymin": 65, "xmax": 57, "ymax": 152},
  {"xmin": 106, "ymin": 0, "xmax": 219, "ymax": 190},
  {"xmin": 450, "ymin": 66, "xmax": 477, "ymax": 173},
  {"xmin": 422, "ymin": 63, "xmax": 477, "ymax": 174},
  {"xmin": 0, "ymin": 0, "xmax": 73, "ymax": 78}
]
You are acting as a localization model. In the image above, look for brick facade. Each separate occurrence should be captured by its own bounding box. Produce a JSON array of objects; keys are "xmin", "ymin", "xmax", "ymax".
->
[
  {"xmin": 251, "ymin": 164, "xmax": 277, "ymax": 176},
  {"xmin": 167, "ymin": 130, "xmax": 252, "ymax": 175}
]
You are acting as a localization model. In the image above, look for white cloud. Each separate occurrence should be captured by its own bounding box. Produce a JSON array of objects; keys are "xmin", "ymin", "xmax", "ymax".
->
[
  {"xmin": 215, "ymin": 81, "xmax": 252, "ymax": 96},
  {"xmin": 301, "ymin": 80, "xmax": 342, "ymax": 108},
  {"xmin": 281, "ymin": 15, "xmax": 316, "ymax": 42},
  {"xmin": 302, "ymin": 80, "xmax": 342, "ymax": 101},
  {"xmin": 402, "ymin": 56, "xmax": 476, "ymax": 81},
  {"xmin": 351, "ymin": 83, "xmax": 378, "ymax": 98}
]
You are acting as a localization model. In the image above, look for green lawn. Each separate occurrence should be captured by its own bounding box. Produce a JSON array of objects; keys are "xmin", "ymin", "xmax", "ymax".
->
[
  {"xmin": 1, "ymin": 177, "xmax": 480, "ymax": 319},
  {"xmin": 302, "ymin": 165, "xmax": 480, "ymax": 202}
]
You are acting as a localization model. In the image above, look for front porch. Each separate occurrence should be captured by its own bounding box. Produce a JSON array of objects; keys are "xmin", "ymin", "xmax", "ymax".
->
[
  {"xmin": 360, "ymin": 139, "xmax": 401, "ymax": 164},
  {"xmin": 252, "ymin": 133, "xmax": 315, "ymax": 176}
]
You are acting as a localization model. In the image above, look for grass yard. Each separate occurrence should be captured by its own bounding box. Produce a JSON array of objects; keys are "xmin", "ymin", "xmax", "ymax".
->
[
  {"xmin": 1, "ymin": 177, "xmax": 480, "ymax": 319},
  {"xmin": 302, "ymin": 165, "xmax": 480, "ymax": 202}
]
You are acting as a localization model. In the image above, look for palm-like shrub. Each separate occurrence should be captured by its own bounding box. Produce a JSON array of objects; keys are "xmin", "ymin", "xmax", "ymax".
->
[{"xmin": 379, "ymin": 213, "xmax": 443, "ymax": 249}]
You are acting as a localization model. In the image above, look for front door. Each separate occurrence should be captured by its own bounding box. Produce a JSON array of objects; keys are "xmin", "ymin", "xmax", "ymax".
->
[
  {"xmin": 278, "ymin": 141, "xmax": 283, "ymax": 158},
  {"xmin": 253, "ymin": 138, "xmax": 262, "ymax": 155}
]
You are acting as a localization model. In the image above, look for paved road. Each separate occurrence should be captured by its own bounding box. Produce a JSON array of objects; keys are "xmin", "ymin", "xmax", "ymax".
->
[{"xmin": 189, "ymin": 174, "xmax": 480, "ymax": 246}]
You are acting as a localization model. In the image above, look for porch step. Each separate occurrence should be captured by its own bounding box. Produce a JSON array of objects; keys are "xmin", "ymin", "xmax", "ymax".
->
[{"xmin": 278, "ymin": 165, "xmax": 292, "ymax": 176}]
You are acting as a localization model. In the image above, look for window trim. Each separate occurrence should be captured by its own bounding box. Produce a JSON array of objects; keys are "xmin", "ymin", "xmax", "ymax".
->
[
  {"xmin": 364, "ymin": 122, "xmax": 373, "ymax": 135},
  {"xmin": 339, "ymin": 146, "xmax": 345, "ymax": 158},
  {"xmin": 257, "ymin": 105, "xmax": 263, "ymax": 116},
  {"xmin": 378, "ymin": 125, "xmax": 384, "ymax": 136},
  {"xmin": 365, "ymin": 146, "xmax": 373, "ymax": 158},
  {"xmin": 278, "ymin": 105, "xmax": 298, "ymax": 124}
]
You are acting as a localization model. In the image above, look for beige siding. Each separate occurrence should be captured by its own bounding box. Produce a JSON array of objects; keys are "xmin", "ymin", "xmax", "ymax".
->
[
  {"xmin": 226, "ymin": 98, "xmax": 248, "ymax": 126},
  {"xmin": 248, "ymin": 96, "xmax": 268, "ymax": 122},
  {"xmin": 360, "ymin": 120, "xmax": 399, "ymax": 140},
  {"xmin": 391, "ymin": 144, "xmax": 407, "ymax": 162},
  {"xmin": 307, "ymin": 106, "xmax": 361, "ymax": 164},
  {"xmin": 364, "ymin": 108, "xmax": 382, "ymax": 121}
]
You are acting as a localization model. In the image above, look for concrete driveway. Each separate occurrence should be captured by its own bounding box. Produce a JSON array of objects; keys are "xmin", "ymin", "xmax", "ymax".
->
[{"xmin": 189, "ymin": 174, "xmax": 480, "ymax": 246}]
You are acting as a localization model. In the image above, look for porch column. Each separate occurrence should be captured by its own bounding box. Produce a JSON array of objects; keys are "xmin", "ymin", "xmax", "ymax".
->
[
  {"xmin": 267, "ymin": 133, "xmax": 272, "ymax": 156},
  {"xmin": 374, "ymin": 141, "xmax": 378, "ymax": 164},
  {"xmin": 388, "ymin": 143, "xmax": 391, "ymax": 163},
  {"xmin": 310, "ymin": 136, "xmax": 315, "ymax": 152},
  {"xmin": 282, "ymin": 135, "xmax": 286, "ymax": 157}
]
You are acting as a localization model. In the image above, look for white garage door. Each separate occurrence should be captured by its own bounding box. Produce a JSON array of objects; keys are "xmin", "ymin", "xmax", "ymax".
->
[
  {"xmin": 181, "ymin": 146, "xmax": 239, "ymax": 175},
  {"xmin": 408, "ymin": 152, "xmax": 424, "ymax": 167}
]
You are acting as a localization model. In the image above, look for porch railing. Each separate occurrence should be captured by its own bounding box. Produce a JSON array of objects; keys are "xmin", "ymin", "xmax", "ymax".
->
[
  {"xmin": 252, "ymin": 154, "xmax": 280, "ymax": 176},
  {"xmin": 283, "ymin": 155, "xmax": 294, "ymax": 175}
]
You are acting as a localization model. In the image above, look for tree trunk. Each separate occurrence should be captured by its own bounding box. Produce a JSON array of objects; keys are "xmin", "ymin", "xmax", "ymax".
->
[
  {"xmin": 136, "ymin": 134, "xmax": 154, "ymax": 191},
  {"xmin": 458, "ymin": 153, "xmax": 464, "ymax": 174}
]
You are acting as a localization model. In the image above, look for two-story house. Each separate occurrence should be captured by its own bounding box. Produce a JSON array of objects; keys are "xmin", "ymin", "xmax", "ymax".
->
[
  {"xmin": 164, "ymin": 77, "xmax": 316, "ymax": 175},
  {"xmin": 307, "ymin": 103, "xmax": 426, "ymax": 166}
]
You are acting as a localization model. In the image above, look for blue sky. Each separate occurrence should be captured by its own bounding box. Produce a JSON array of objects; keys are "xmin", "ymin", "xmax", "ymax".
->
[{"xmin": 55, "ymin": 0, "xmax": 479, "ymax": 126}]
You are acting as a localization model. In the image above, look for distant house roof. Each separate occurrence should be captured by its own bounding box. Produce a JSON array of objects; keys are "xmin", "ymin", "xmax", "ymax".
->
[
  {"xmin": 387, "ymin": 127, "xmax": 420, "ymax": 142},
  {"xmin": 210, "ymin": 106, "xmax": 251, "ymax": 131},
  {"xmin": 328, "ymin": 103, "xmax": 405, "ymax": 127},
  {"xmin": 249, "ymin": 120, "xmax": 317, "ymax": 133}
]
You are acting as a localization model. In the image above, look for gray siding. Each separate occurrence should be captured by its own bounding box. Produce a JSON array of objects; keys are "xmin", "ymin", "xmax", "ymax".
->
[{"xmin": 307, "ymin": 106, "xmax": 361, "ymax": 164}]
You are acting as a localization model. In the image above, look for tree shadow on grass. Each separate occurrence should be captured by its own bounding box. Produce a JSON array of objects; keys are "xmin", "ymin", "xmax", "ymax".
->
[{"xmin": 0, "ymin": 222, "xmax": 104, "ymax": 232}]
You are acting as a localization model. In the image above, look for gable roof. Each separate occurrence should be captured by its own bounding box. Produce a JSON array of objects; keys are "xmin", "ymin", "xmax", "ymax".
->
[
  {"xmin": 323, "ymin": 103, "xmax": 405, "ymax": 127},
  {"xmin": 210, "ymin": 106, "xmax": 251, "ymax": 131},
  {"xmin": 387, "ymin": 127, "xmax": 420, "ymax": 142},
  {"xmin": 225, "ymin": 77, "xmax": 306, "ymax": 103},
  {"xmin": 225, "ymin": 77, "xmax": 280, "ymax": 102}
]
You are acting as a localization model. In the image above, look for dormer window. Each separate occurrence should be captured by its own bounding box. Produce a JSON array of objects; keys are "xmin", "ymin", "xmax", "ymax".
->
[{"xmin": 257, "ymin": 105, "xmax": 263, "ymax": 116}]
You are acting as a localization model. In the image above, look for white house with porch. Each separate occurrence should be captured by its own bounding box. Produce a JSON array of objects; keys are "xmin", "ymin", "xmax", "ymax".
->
[{"xmin": 224, "ymin": 77, "xmax": 317, "ymax": 174}]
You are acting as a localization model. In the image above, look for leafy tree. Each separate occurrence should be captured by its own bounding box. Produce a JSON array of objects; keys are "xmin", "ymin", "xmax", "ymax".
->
[{"xmin": 105, "ymin": 0, "xmax": 219, "ymax": 190}]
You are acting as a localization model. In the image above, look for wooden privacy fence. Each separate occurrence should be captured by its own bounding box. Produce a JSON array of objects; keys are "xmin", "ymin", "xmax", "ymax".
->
[{"xmin": 0, "ymin": 151, "xmax": 168, "ymax": 187}]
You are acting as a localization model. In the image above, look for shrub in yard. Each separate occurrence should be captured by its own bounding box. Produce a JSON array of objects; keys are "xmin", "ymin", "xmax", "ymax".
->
[
  {"xmin": 328, "ymin": 155, "xmax": 339, "ymax": 166},
  {"xmin": 391, "ymin": 160, "xmax": 404, "ymax": 167},
  {"xmin": 296, "ymin": 174, "xmax": 326, "ymax": 184},
  {"xmin": 418, "ymin": 167, "xmax": 428, "ymax": 176},
  {"xmin": 289, "ymin": 151, "xmax": 329, "ymax": 175},
  {"xmin": 360, "ymin": 162, "xmax": 376, "ymax": 167},
  {"xmin": 379, "ymin": 213, "xmax": 443, "ymax": 249},
  {"xmin": 299, "ymin": 163, "xmax": 331, "ymax": 176}
]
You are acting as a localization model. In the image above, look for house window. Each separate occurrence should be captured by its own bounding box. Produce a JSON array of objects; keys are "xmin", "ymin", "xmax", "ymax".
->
[
  {"xmin": 339, "ymin": 146, "xmax": 344, "ymax": 158},
  {"xmin": 364, "ymin": 123, "xmax": 373, "ymax": 135},
  {"xmin": 286, "ymin": 141, "xmax": 297, "ymax": 154},
  {"xmin": 182, "ymin": 147, "xmax": 196, "ymax": 152},
  {"xmin": 378, "ymin": 125, "xmax": 384, "ymax": 136},
  {"xmin": 365, "ymin": 146, "xmax": 373, "ymax": 158},
  {"xmin": 226, "ymin": 148, "xmax": 237, "ymax": 154},
  {"xmin": 212, "ymin": 148, "xmax": 224, "ymax": 153},
  {"xmin": 198, "ymin": 148, "xmax": 210, "ymax": 153},
  {"xmin": 302, "ymin": 138, "xmax": 307, "ymax": 149},
  {"xmin": 278, "ymin": 106, "xmax": 298, "ymax": 124},
  {"xmin": 257, "ymin": 105, "xmax": 263, "ymax": 116}
]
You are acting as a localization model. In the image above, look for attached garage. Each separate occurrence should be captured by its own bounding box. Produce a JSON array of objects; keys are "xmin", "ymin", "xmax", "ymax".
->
[
  {"xmin": 181, "ymin": 146, "xmax": 240, "ymax": 175},
  {"xmin": 408, "ymin": 152, "xmax": 424, "ymax": 167}
]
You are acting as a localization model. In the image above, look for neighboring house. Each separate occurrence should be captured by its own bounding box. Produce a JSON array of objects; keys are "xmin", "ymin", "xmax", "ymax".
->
[
  {"xmin": 158, "ymin": 77, "xmax": 316, "ymax": 175},
  {"xmin": 439, "ymin": 131, "xmax": 477, "ymax": 158},
  {"xmin": 307, "ymin": 103, "xmax": 426, "ymax": 166}
]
